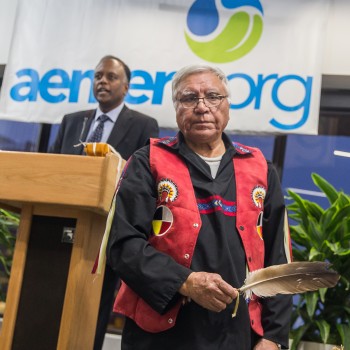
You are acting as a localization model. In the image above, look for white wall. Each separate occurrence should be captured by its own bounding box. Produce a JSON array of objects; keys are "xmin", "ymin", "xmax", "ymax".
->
[
  {"xmin": 322, "ymin": 0, "xmax": 350, "ymax": 75},
  {"xmin": 0, "ymin": 0, "xmax": 349, "ymax": 75}
]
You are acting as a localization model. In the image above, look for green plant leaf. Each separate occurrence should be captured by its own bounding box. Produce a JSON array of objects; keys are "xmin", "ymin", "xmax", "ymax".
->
[
  {"xmin": 325, "ymin": 204, "xmax": 350, "ymax": 237},
  {"xmin": 315, "ymin": 320, "xmax": 330, "ymax": 344},
  {"xmin": 0, "ymin": 209, "xmax": 18, "ymax": 302},
  {"xmin": 305, "ymin": 292, "xmax": 318, "ymax": 318},
  {"xmin": 318, "ymin": 288, "xmax": 327, "ymax": 303},
  {"xmin": 288, "ymin": 213, "xmax": 303, "ymax": 222},
  {"xmin": 287, "ymin": 190, "xmax": 310, "ymax": 229},
  {"xmin": 309, "ymin": 247, "xmax": 322, "ymax": 260},
  {"xmin": 338, "ymin": 275, "xmax": 350, "ymax": 293},
  {"xmin": 311, "ymin": 173, "xmax": 339, "ymax": 204},
  {"xmin": 291, "ymin": 227, "xmax": 311, "ymax": 249},
  {"xmin": 304, "ymin": 201, "xmax": 324, "ymax": 221},
  {"xmin": 0, "ymin": 256, "xmax": 11, "ymax": 275},
  {"xmin": 290, "ymin": 324, "xmax": 310, "ymax": 350},
  {"xmin": 336, "ymin": 323, "xmax": 350, "ymax": 350},
  {"xmin": 292, "ymin": 249, "xmax": 308, "ymax": 261},
  {"xmin": 308, "ymin": 218, "xmax": 324, "ymax": 247},
  {"xmin": 324, "ymin": 241, "xmax": 350, "ymax": 256},
  {"xmin": 320, "ymin": 205, "xmax": 338, "ymax": 230},
  {"xmin": 336, "ymin": 192, "xmax": 350, "ymax": 207},
  {"xmin": 289, "ymin": 173, "xmax": 350, "ymax": 346}
]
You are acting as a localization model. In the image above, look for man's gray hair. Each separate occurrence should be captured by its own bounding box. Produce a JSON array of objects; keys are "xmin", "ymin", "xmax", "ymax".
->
[{"xmin": 171, "ymin": 64, "xmax": 230, "ymax": 103}]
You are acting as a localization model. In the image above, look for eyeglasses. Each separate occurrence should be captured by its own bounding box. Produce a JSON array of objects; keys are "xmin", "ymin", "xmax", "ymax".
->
[{"xmin": 178, "ymin": 95, "xmax": 228, "ymax": 109}]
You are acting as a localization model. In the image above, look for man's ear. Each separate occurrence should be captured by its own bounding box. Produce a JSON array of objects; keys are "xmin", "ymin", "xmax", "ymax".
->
[{"xmin": 124, "ymin": 82, "xmax": 129, "ymax": 95}]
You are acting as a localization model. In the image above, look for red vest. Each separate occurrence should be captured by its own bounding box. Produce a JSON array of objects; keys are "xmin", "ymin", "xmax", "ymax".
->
[{"xmin": 114, "ymin": 137, "xmax": 268, "ymax": 335}]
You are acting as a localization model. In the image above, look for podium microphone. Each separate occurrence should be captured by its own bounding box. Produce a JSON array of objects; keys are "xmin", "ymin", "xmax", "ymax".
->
[
  {"xmin": 74, "ymin": 116, "xmax": 89, "ymax": 150},
  {"xmin": 79, "ymin": 116, "xmax": 89, "ymax": 142}
]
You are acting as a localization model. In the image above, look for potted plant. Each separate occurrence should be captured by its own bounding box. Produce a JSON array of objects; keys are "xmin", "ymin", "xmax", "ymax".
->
[
  {"xmin": 286, "ymin": 173, "xmax": 350, "ymax": 350},
  {"xmin": 0, "ymin": 208, "xmax": 18, "ymax": 313}
]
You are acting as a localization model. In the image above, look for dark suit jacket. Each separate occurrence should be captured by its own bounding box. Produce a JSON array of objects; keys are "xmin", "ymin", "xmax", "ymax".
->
[{"xmin": 49, "ymin": 105, "xmax": 159, "ymax": 160}]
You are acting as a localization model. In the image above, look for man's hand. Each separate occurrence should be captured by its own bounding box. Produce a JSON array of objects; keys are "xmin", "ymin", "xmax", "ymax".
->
[
  {"xmin": 179, "ymin": 271, "xmax": 238, "ymax": 312},
  {"xmin": 253, "ymin": 338, "xmax": 280, "ymax": 350}
]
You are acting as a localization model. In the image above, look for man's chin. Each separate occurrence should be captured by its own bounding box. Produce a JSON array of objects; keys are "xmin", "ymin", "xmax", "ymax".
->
[
  {"xmin": 184, "ymin": 129, "xmax": 220, "ymax": 142},
  {"xmin": 96, "ymin": 99, "xmax": 113, "ymax": 110},
  {"xmin": 96, "ymin": 96, "xmax": 110, "ymax": 104}
]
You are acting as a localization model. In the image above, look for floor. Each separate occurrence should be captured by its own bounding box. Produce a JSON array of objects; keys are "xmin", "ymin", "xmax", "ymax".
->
[{"xmin": 102, "ymin": 333, "xmax": 122, "ymax": 350}]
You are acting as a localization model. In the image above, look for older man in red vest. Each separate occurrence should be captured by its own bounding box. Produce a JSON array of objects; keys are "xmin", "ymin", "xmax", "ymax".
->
[{"xmin": 107, "ymin": 64, "xmax": 292, "ymax": 350}]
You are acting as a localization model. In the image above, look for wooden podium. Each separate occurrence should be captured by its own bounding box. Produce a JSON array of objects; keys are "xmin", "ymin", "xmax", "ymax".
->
[{"xmin": 0, "ymin": 151, "xmax": 124, "ymax": 350}]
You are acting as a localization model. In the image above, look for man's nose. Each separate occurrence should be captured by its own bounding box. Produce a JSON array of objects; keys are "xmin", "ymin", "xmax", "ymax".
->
[
  {"xmin": 195, "ymin": 99, "xmax": 209, "ymax": 110},
  {"xmin": 98, "ymin": 75, "xmax": 108, "ymax": 83}
]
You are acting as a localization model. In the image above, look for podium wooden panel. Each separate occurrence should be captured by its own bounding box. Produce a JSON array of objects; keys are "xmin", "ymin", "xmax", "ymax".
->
[{"xmin": 0, "ymin": 151, "xmax": 124, "ymax": 350}]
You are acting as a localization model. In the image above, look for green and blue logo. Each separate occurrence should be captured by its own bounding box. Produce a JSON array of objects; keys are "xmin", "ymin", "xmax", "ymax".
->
[{"xmin": 185, "ymin": 0, "xmax": 264, "ymax": 63}]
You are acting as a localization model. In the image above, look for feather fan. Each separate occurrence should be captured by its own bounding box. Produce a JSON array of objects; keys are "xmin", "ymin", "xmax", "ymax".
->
[{"xmin": 239, "ymin": 261, "xmax": 340, "ymax": 300}]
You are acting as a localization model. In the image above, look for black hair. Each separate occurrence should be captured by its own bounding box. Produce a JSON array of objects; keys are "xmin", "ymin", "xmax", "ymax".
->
[{"xmin": 98, "ymin": 55, "xmax": 131, "ymax": 83}]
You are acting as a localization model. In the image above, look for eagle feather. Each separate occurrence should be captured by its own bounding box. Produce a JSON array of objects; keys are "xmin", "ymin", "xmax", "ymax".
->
[{"xmin": 239, "ymin": 261, "xmax": 339, "ymax": 300}]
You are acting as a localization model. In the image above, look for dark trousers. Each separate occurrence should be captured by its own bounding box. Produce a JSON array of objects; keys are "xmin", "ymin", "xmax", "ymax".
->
[{"xmin": 93, "ymin": 264, "xmax": 119, "ymax": 350}]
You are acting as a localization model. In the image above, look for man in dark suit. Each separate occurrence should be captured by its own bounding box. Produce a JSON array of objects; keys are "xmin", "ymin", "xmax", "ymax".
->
[
  {"xmin": 50, "ymin": 55, "xmax": 159, "ymax": 160},
  {"xmin": 50, "ymin": 55, "xmax": 159, "ymax": 350}
]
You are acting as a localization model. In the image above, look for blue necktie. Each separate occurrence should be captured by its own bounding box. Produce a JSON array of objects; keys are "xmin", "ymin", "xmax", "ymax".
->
[{"xmin": 87, "ymin": 114, "xmax": 109, "ymax": 143}]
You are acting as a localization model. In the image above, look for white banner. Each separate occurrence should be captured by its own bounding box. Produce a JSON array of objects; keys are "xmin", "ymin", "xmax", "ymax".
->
[
  {"xmin": 0, "ymin": 0, "xmax": 18, "ymax": 64},
  {"xmin": 0, "ymin": 0, "xmax": 330, "ymax": 134}
]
